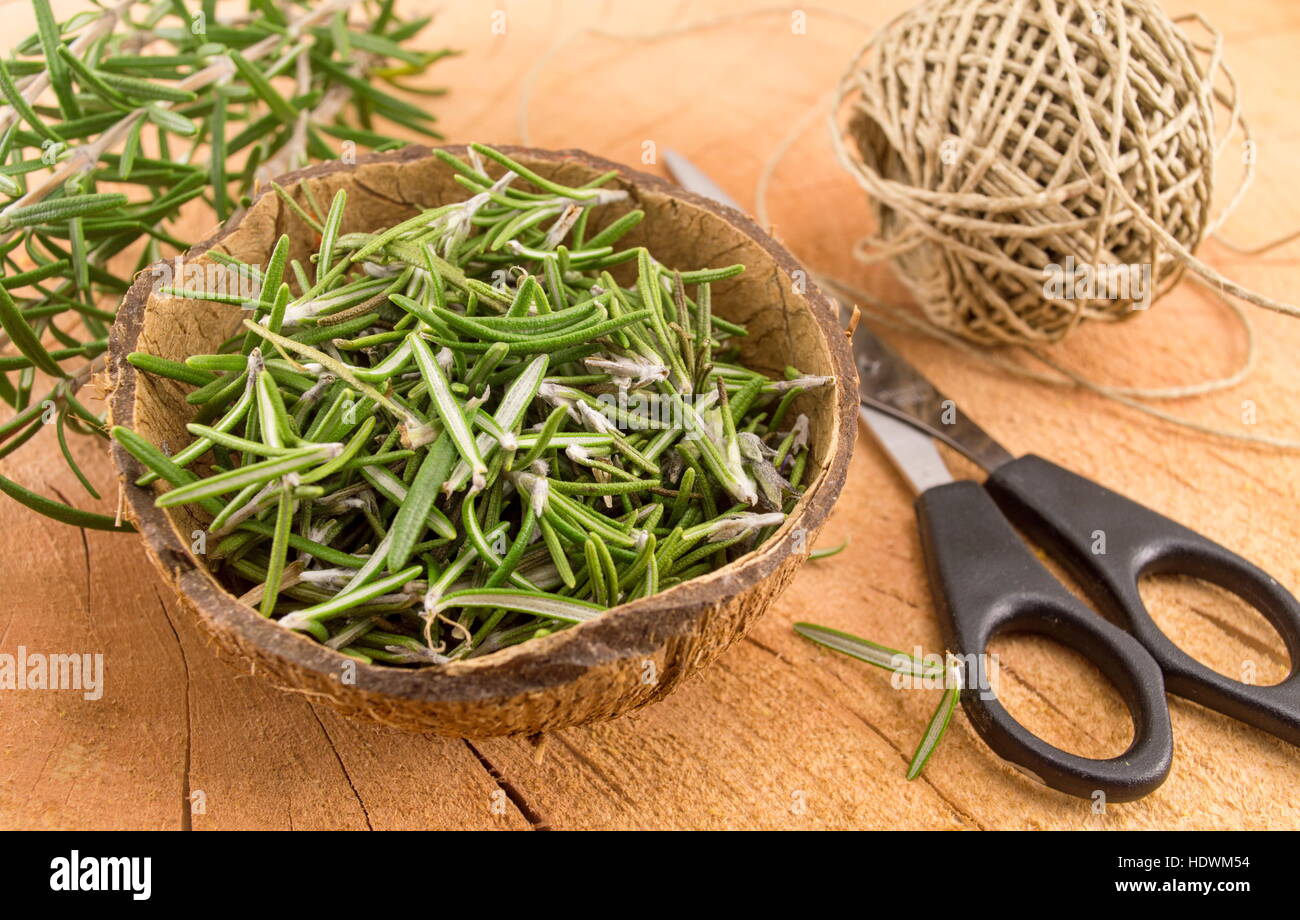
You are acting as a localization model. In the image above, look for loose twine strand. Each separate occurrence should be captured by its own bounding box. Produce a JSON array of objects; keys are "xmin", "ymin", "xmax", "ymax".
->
[{"xmin": 516, "ymin": 3, "xmax": 1300, "ymax": 449}]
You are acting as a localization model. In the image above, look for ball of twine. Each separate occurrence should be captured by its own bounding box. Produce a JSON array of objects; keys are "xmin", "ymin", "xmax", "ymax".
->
[
  {"xmin": 511, "ymin": 2, "xmax": 1300, "ymax": 447},
  {"xmin": 832, "ymin": 0, "xmax": 1229, "ymax": 346}
]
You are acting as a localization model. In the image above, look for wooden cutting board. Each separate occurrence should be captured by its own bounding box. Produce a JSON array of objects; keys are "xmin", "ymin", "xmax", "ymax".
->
[{"xmin": 1, "ymin": 0, "xmax": 1297, "ymax": 829}]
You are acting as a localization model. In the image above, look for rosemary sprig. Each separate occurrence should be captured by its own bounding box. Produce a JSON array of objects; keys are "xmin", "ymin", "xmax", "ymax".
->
[
  {"xmin": 0, "ymin": 0, "xmax": 454, "ymax": 521},
  {"xmin": 794, "ymin": 622, "xmax": 960, "ymax": 780},
  {"xmin": 115, "ymin": 146, "xmax": 831, "ymax": 665}
]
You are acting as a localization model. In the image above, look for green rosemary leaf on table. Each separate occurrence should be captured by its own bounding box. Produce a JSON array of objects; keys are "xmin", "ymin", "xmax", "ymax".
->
[
  {"xmin": 907, "ymin": 659, "xmax": 961, "ymax": 780},
  {"xmin": 796, "ymin": 622, "xmax": 959, "ymax": 779},
  {"xmin": 795, "ymin": 622, "xmax": 942, "ymax": 677},
  {"xmin": 809, "ymin": 539, "xmax": 849, "ymax": 560}
]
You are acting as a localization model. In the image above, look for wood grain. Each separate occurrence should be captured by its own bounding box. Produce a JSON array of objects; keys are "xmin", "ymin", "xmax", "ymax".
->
[{"xmin": 1, "ymin": 0, "xmax": 1298, "ymax": 829}]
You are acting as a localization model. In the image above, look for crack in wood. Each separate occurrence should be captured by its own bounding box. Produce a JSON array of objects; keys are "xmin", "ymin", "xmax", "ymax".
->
[
  {"xmin": 995, "ymin": 660, "xmax": 1115, "ymax": 752},
  {"xmin": 742, "ymin": 634, "xmax": 786, "ymax": 662},
  {"xmin": 550, "ymin": 733, "xmax": 638, "ymax": 810},
  {"xmin": 859, "ymin": 580, "xmax": 922, "ymax": 609},
  {"xmin": 463, "ymin": 740, "xmax": 551, "ymax": 830},
  {"xmin": 151, "ymin": 586, "xmax": 193, "ymax": 832},
  {"xmin": 1187, "ymin": 604, "xmax": 1290, "ymax": 666},
  {"xmin": 308, "ymin": 706, "xmax": 374, "ymax": 831},
  {"xmin": 51, "ymin": 486, "xmax": 94, "ymax": 634},
  {"xmin": 1207, "ymin": 449, "xmax": 1279, "ymax": 495}
]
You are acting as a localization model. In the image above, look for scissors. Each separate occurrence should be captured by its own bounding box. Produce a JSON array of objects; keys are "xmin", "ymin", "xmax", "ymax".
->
[{"xmin": 665, "ymin": 150, "xmax": 1300, "ymax": 801}]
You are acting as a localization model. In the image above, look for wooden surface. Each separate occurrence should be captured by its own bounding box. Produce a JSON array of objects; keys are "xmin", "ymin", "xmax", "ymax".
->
[{"xmin": 2, "ymin": 0, "xmax": 1298, "ymax": 830}]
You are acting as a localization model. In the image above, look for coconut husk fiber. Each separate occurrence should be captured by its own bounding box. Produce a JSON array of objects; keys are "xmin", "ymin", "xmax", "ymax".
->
[{"xmin": 106, "ymin": 145, "xmax": 858, "ymax": 736}]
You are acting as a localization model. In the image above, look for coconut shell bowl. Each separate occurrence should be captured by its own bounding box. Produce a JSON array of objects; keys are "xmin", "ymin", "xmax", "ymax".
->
[{"xmin": 107, "ymin": 145, "xmax": 857, "ymax": 736}]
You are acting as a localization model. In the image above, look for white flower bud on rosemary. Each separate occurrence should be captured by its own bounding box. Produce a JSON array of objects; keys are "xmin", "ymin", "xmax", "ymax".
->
[
  {"xmin": 768, "ymin": 375, "xmax": 835, "ymax": 392},
  {"xmin": 584, "ymin": 355, "xmax": 670, "ymax": 389},
  {"xmin": 700, "ymin": 512, "xmax": 787, "ymax": 543}
]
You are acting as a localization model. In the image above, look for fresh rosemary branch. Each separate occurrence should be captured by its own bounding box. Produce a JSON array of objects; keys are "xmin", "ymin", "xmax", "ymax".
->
[
  {"xmin": 0, "ymin": 0, "xmax": 454, "ymax": 524},
  {"xmin": 115, "ymin": 144, "xmax": 831, "ymax": 664}
]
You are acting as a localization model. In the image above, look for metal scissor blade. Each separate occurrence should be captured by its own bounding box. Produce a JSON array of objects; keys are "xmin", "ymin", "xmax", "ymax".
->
[
  {"xmin": 663, "ymin": 149, "xmax": 743, "ymax": 212},
  {"xmin": 853, "ymin": 330, "xmax": 1015, "ymax": 474},
  {"xmin": 860, "ymin": 405, "xmax": 953, "ymax": 495}
]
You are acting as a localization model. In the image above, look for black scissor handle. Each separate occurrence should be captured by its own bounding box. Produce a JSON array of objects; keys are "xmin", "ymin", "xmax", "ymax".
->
[
  {"xmin": 916, "ymin": 480, "xmax": 1173, "ymax": 801},
  {"xmin": 986, "ymin": 454, "xmax": 1300, "ymax": 747}
]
